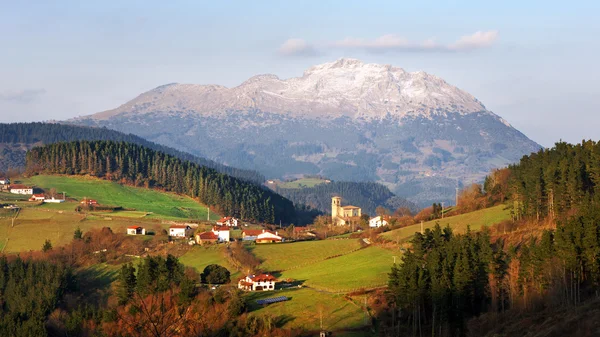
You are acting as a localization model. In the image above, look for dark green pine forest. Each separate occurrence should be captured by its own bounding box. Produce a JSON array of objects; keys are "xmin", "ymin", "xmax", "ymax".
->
[
  {"xmin": 26, "ymin": 140, "xmax": 295, "ymax": 223},
  {"xmin": 0, "ymin": 122, "xmax": 265, "ymax": 183},
  {"xmin": 385, "ymin": 140, "xmax": 600, "ymax": 336}
]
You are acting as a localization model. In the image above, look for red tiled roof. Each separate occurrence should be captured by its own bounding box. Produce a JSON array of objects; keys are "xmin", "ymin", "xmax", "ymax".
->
[
  {"xmin": 213, "ymin": 226, "xmax": 230, "ymax": 231},
  {"xmin": 197, "ymin": 231, "xmax": 218, "ymax": 240},
  {"xmin": 243, "ymin": 229, "xmax": 266, "ymax": 236},
  {"xmin": 293, "ymin": 226, "xmax": 308, "ymax": 232},
  {"xmin": 217, "ymin": 216, "xmax": 233, "ymax": 222},
  {"xmin": 10, "ymin": 184, "xmax": 31, "ymax": 189},
  {"xmin": 249, "ymin": 274, "xmax": 277, "ymax": 282},
  {"xmin": 127, "ymin": 226, "xmax": 142, "ymax": 229}
]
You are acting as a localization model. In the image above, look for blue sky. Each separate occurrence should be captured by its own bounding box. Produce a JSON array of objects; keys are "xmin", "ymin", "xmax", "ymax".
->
[{"xmin": 0, "ymin": 0, "xmax": 598, "ymax": 146}]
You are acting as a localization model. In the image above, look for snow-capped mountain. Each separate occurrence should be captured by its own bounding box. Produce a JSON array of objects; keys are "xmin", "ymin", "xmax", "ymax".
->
[{"xmin": 75, "ymin": 58, "xmax": 541, "ymax": 206}]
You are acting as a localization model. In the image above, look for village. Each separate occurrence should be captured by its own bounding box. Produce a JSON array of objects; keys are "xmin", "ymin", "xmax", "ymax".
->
[{"xmin": 1, "ymin": 176, "xmax": 396, "ymax": 296}]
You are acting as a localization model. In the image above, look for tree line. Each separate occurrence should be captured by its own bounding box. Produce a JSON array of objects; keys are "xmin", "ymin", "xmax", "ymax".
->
[
  {"xmin": 26, "ymin": 140, "xmax": 296, "ymax": 223},
  {"xmin": 0, "ymin": 122, "xmax": 265, "ymax": 183},
  {"xmin": 383, "ymin": 140, "xmax": 600, "ymax": 336}
]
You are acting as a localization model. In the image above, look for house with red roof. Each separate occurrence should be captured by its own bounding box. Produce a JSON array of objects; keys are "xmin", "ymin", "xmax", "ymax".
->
[
  {"xmin": 195, "ymin": 231, "xmax": 219, "ymax": 245},
  {"xmin": 216, "ymin": 216, "xmax": 238, "ymax": 227},
  {"xmin": 127, "ymin": 226, "xmax": 145, "ymax": 235},
  {"xmin": 238, "ymin": 273, "xmax": 277, "ymax": 291},
  {"xmin": 29, "ymin": 194, "xmax": 45, "ymax": 201},
  {"xmin": 9, "ymin": 184, "xmax": 33, "ymax": 195},
  {"xmin": 212, "ymin": 226, "xmax": 230, "ymax": 242},
  {"xmin": 80, "ymin": 198, "xmax": 98, "ymax": 206},
  {"xmin": 256, "ymin": 230, "xmax": 283, "ymax": 244}
]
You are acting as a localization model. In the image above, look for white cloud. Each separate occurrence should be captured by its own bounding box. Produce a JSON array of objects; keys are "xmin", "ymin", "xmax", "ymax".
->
[
  {"xmin": 0, "ymin": 89, "xmax": 46, "ymax": 103},
  {"xmin": 279, "ymin": 31, "xmax": 498, "ymax": 55},
  {"xmin": 449, "ymin": 31, "xmax": 499, "ymax": 50},
  {"xmin": 278, "ymin": 38, "xmax": 317, "ymax": 57}
]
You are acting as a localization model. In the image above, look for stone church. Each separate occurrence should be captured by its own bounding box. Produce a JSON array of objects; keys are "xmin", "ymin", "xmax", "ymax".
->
[{"xmin": 331, "ymin": 196, "xmax": 361, "ymax": 226}]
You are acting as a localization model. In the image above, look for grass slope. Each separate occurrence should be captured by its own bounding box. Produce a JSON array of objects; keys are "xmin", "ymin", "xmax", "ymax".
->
[
  {"xmin": 277, "ymin": 178, "xmax": 329, "ymax": 189},
  {"xmin": 21, "ymin": 175, "xmax": 219, "ymax": 220},
  {"xmin": 280, "ymin": 246, "xmax": 396, "ymax": 292},
  {"xmin": 246, "ymin": 288, "xmax": 366, "ymax": 331},
  {"xmin": 381, "ymin": 204, "xmax": 510, "ymax": 243},
  {"xmin": 249, "ymin": 239, "xmax": 362, "ymax": 271},
  {"xmin": 179, "ymin": 245, "xmax": 240, "ymax": 279}
]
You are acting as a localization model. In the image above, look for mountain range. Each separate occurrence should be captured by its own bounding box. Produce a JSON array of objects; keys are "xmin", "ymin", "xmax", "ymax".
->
[{"xmin": 74, "ymin": 58, "xmax": 541, "ymax": 206}]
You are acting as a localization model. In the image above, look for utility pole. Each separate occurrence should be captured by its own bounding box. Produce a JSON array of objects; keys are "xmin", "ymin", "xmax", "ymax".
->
[
  {"xmin": 455, "ymin": 187, "xmax": 459, "ymax": 207},
  {"xmin": 441, "ymin": 202, "xmax": 445, "ymax": 219},
  {"xmin": 420, "ymin": 220, "xmax": 424, "ymax": 234},
  {"xmin": 207, "ymin": 208, "xmax": 210, "ymax": 221},
  {"xmin": 393, "ymin": 256, "xmax": 397, "ymax": 264}
]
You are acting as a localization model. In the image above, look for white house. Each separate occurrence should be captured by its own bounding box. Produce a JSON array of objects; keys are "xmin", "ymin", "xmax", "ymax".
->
[
  {"xmin": 0, "ymin": 178, "xmax": 10, "ymax": 185},
  {"xmin": 369, "ymin": 215, "xmax": 389, "ymax": 228},
  {"xmin": 169, "ymin": 225, "xmax": 192, "ymax": 238},
  {"xmin": 9, "ymin": 184, "xmax": 33, "ymax": 195},
  {"xmin": 127, "ymin": 226, "xmax": 145, "ymax": 235},
  {"xmin": 212, "ymin": 226, "xmax": 230, "ymax": 242},
  {"xmin": 238, "ymin": 274, "xmax": 277, "ymax": 291},
  {"xmin": 29, "ymin": 194, "xmax": 45, "ymax": 201},
  {"xmin": 216, "ymin": 216, "xmax": 238, "ymax": 227},
  {"xmin": 256, "ymin": 230, "xmax": 282, "ymax": 244}
]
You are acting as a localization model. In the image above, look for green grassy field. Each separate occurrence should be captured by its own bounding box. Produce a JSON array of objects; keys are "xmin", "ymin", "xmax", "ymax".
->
[
  {"xmin": 179, "ymin": 245, "xmax": 241, "ymax": 279},
  {"xmin": 21, "ymin": 175, "xmax": 219, "ymax": 220},
  {"xmin": 0, "ymin": 206, "xmax": 172, "ymax": 252},
  {"xmin": 249, "ymin": 239, "xmax": 362, "ymax": 271},
  {"xmin": 277, "ymin": 177, "xmax": 329, "ymax": 189},
  {"xmin": 280, "ymin": 246, "xmax": 395, "ymax": 292},
  {"xmin": 381, "ymin": 204, "xmax": 511, "ymax": 243},
  {"xmin": 246, "ymin": 287, "xmax": 366, "ymax": 331}
]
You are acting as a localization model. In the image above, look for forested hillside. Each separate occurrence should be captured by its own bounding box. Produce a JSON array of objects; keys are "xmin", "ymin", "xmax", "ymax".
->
[
  {"xmin": 275, "ymin": 181, "xmax": 418, "ymax": 216},
  {"xmin": 26, "ymin": 140, "xmax": 295, "ymax": 223},
  {"xmin": 0, "ymin": 122, "xmax": 264, "ymax": 183},
  {"xmin": 382, "ymin": 140, "xmax": 600, "ymax": 336}
]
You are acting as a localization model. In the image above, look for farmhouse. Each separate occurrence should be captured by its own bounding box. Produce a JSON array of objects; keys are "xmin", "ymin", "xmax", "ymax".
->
[
  {"xmin": 216, "ymin": 216, "xmax": 238, "ymax": 227},
  {"xmin": 29, "ymin": 194, "xmax": 45, "ymax": 201},
  {"xmin": 9, "ymin": 184, "xmax": 33, "ymax": 195},
  {"xmin": 256, "ymin": 230, "xmax": 282, "ymax": 244},
  {"xmin": 369, "ymin": 215, "xmax": 390, "ymax": 228},
  {"xmin": 241, "ymin": 229, "xmax": 263, "ymax": 241},
  {"xmin": 331, "ymin": 196, "xmax": 361, "ymax": 225},
  {"xmin": 127, "ymin": 226, "xmax": 145, "ymax": 235},
  {"xmin": 0, "ymin": 178, "xmax": 9, "ymax": 185},
  {"xmin": 80, "ymin": 199, "xmax": 98, "ymax": 206},
  {"xmin": 169, "ymin": 225, "xmax": 192, "ymax": 238},
  {"xmin": 238, "ymin": 274, "xmax": 277, "ymax": 291},
  {"xmin": 195, "ymin": 231, "xmax": 218, "ymax": 245},
  {"xmin": 212, "ymin": 226, "xmax": 231, "ymax": 242}
]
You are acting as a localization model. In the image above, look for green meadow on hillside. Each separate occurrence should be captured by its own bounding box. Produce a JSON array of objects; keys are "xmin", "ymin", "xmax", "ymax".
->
[
  {"xmin": 381, "ymin": 204, "xmax": 511, "ymax": 243},
  {"xmin": 280, "ymin": 246, "xmax": 396, "ymax": 292},
  {"xmin": 20, "ymin": 175, "xmax": 219, "ymax": 220},
  {"xmin": 277, "ymin": 177, "xmax": 329, "ymax": 189},
  {"xmin": 246, "ymin": 287, "xmax": 367, "ymax": 331},
  {"xmin": 179, "ymin": 245, "xmax": 241, "ymax": 279},
  {"xmin": 249, "ymin": 239, "xmax": 362, "ymax": 271}
]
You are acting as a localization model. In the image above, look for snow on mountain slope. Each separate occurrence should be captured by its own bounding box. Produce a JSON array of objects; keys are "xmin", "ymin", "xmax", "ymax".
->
[{"xmin": 90, "ymin": 58, "xmax": 487, "ymax": 121}]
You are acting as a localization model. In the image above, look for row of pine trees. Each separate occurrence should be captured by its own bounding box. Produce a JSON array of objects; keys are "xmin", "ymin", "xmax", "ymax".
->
[{"xmin": 25, "ymin": 140, "xmax": 295, "ymax": 223}]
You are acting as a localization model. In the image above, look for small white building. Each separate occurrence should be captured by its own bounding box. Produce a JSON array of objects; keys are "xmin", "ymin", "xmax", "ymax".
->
[
  {"xmin": 169, "ymin": 225, "xmax": 192, "ymax": 238},
  {"xmin": 369, "ymin": 215, "xmax": 389, "ymax": 228},
  {"xmin": 0, "ymin": 178, "xmax": 10, "ymax": 185},
  {"xmin": 256, "ymin": 230, "xmax": 282, "ymax": 244},
  {"xmin": 9, "ymin": 184, "xmax": 33, "ymax": 195},
  {"xmin": 44, "ymin": 197, "xmax": 65, "ymax": 203},
  {"xmin": 212, "ymin": 226, "xmax": 231, "ymax": 242},
  {"xmin": 29, "ymin": 194, "xmax": 45, "ymax": 201},
  {"xmin": 127, "ymin": 226, "xmax": 145, "ymax": 235},
  {"xmin": 216, "ymin": 216, "xmax": 238, "ymax": 227},
  {"xmin": 238, "ymin": 274, "xmax": 277, "ymax": 291}
]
